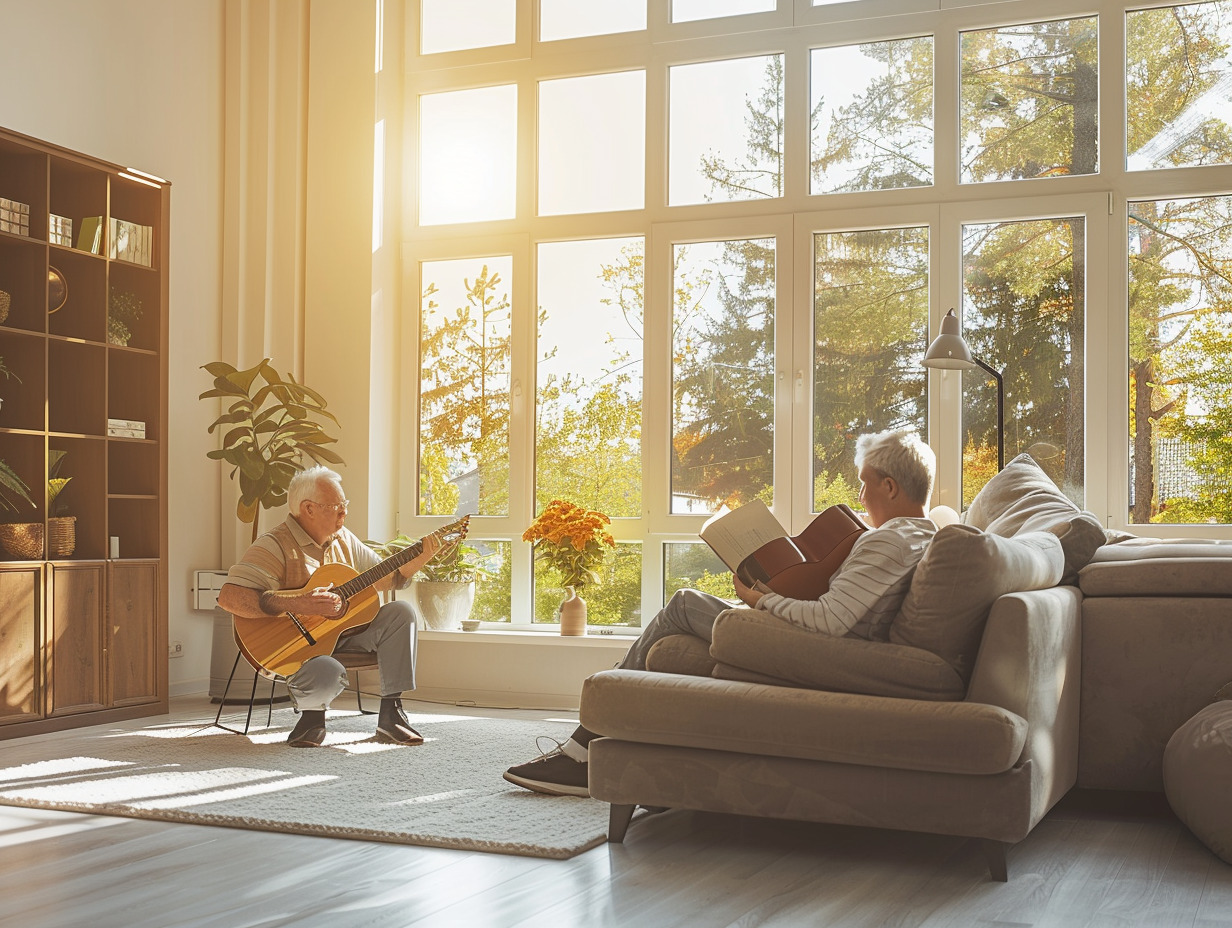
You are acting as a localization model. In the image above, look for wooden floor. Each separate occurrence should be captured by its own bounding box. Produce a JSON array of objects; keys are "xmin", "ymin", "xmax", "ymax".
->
[{"xmin": 2, "ymin": 697, "xmax": 1231, "ymax": 928}]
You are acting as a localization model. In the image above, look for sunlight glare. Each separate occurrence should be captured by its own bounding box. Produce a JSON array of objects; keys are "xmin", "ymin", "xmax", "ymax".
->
[{"xmin": 419, "ymin": 85, "xmax": 517, "ymax": 225}]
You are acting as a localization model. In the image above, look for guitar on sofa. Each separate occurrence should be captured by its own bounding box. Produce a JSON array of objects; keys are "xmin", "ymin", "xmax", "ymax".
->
[
  {"xmin": 700, "ymin": 502, "xmax": 868, "ymax": 601},
  {"xmin": 233, "ymin": 515, "xmax": 470, "ymax": 678}
]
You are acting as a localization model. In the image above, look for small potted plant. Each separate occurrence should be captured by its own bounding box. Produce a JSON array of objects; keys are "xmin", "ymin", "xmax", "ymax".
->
[
  {"xmin": 369, "ymin": 531, "xmax": 494, "ymax": 630},
  {"xmin": 523, "ymin": 499, "xmax": 616, "ymax": 635},
  {"xmin": 46, "ymin": 449, "xmax": 75, "ymax": 558},
  {"xmin": 0, "ymin": 458, "xmax": 40, "ymax": 559},
  {"xmin": 108, "ymin": 287, "xmax": 143, "ymax": 347}
]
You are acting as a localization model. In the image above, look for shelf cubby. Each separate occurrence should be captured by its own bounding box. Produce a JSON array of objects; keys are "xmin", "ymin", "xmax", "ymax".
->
[
  {"xmin": 107, "ymin": 351, "xmax": 159, "ymax": 440},
  {"xmin": 0, "ymin": 235, "xmax": 50, "ymax": 335},
  {"xmin": 48, "ymin": 340, "xmax": 106, "ymax": 435},
  {"xmin": 0, "ymin": 328, "xmax": 45, "ymax": 432},
  {"xmin": 0, "ymin": 431, "xmax": 45, "ymax": 526},
  {"xmin": 49, "ymin": 156, "xmax": 107, "ymax": 251},
  {"xmin": 49, "ymin": 436, "xmax": 106, "ymax": 560},
  {"xmin": 47, "ymin": 248, "xmax": 106, "ymax": 342},
  {"xmin": 107, "ymin": 261, "xmax": 160, "ymax": 351},
  {"xmin": 107, "ymin": 439, "xmax": 158, "ymax": 497},
  {"xmin": 0, "ymin": 136, "xmax": 47, "ymax": 242},
  {"xmin": 107, "ymin": 497, "xmax": 159, "ymax": 559}
]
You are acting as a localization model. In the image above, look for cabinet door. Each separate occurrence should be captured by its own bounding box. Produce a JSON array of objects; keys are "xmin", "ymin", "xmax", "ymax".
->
[
  {"xmin": 47, "ymin": 562, "xmax": 106, "ymax": 716},
  {"xmin": 108, "ymin": 560, "xmax": 159, "ymax": 706},
  {"xmin": 0, "ymin": 565, "xmax": 43, "ymax": 726}
]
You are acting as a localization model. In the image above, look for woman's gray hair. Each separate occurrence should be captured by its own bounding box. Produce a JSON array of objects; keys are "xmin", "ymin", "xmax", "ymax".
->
[
  {"xmin": 287, "ymin": 465, "xmax": 344, "ymax": 514},
  {"xmin": 854, "ymin": 429, "xmax": 935, "ymax": 506}
]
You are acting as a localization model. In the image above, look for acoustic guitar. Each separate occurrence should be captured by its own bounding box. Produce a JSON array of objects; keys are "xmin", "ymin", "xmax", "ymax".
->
[
  {"xmin": 735, "ymin": 504, "xmax": 869, "ymax": 601},
  {"xmin": 233, "ymin": 515, "xmax": 470, "ymax": 678}
]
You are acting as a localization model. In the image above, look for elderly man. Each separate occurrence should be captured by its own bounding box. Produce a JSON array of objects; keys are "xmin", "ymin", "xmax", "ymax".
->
[
  {"xmin": 218, "ymin": 466, "xmax": 441, "ymax": 747},
  {"xmin": 504, "ymin": 428, "xmax": 939, "ymax": 797}
]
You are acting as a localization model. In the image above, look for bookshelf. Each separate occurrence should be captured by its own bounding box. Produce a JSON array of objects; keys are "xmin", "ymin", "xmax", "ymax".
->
[{"xmin": 0, "ymin": 126, "xmax": 168, "ymax": 737}]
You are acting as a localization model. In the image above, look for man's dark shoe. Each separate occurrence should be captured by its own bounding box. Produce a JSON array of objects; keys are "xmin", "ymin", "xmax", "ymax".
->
[
  {"xmin": 503, "ymin": 739, "xmax": 589, "ymax": 797},
  {"xmin": 376, "ymin": 697, "xmax": 424, "ymax": 745},
  {"xmin": 287, "ymin": 710, "xmax": 326, "ymax": 747}
]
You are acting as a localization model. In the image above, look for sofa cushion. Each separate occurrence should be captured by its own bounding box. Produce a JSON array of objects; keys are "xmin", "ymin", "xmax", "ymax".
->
[
  {"xmin": 1164, "ymin": 699, "xmax": 1232, "ymax": 865},
  {"xmin": 580, "ymin": 669, "xmax": 1028, "ymax": 775},
  {"xmin": 963, "ymin": 452, "xmax": 1105, "ymax": 584},
  {"xmin": 709, "ymin": 608, "xmax": 965, "ymax": 701},
  {"xmin": 891, "ymin": 524, "xmax": 1064, "ymax": 681},
  {"xmin": 1080, "ymin": 538, "xmax": 1232, "ymax": 597}
]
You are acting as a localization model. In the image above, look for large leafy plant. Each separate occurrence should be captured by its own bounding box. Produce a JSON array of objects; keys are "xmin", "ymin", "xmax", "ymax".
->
[
  {"xmin": 200, "ymin": 359, "xmax": 343, "ymax": 542},
  {"xmin": 0, "ymin": 459, "xmax": 35, "ymax": 514}
]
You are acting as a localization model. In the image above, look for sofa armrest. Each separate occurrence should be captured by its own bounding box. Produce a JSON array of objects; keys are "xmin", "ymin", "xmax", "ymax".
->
[{"xmin": 709, "ymin": 608, "xmax": 966, "ymax": 701}]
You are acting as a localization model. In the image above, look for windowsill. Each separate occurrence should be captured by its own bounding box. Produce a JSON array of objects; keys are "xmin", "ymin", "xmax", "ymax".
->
[{"xmin": 419, "ymin": 628, "xmax": 634, "ymax": 647}]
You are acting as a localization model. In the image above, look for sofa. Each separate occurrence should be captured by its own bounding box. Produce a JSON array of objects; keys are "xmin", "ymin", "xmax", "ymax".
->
[{"xmin": 579, "ymin": 455, "xmax": 1232, "ymax": 880}]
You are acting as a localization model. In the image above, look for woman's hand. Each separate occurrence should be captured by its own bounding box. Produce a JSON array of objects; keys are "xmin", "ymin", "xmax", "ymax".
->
[{"xmin": 731, "ymin": 573, "xmax": 766, "ymax": 608}]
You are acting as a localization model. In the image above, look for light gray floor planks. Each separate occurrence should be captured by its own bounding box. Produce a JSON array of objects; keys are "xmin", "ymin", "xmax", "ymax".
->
[{"xmin": 1, "ymin": 697, "xmax": 1230, "ymax": 928}]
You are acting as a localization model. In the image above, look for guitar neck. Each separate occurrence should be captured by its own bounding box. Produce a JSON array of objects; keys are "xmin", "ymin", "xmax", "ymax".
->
[{"xmin": 336, "ymin": 516, "xmax": 470, "ymax": 601}]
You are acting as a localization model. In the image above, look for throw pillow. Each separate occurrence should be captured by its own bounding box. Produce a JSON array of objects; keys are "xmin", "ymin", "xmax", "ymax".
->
[
  {"xmin": 891, "ymin": 523, "xmax": 1064, "ymax": 681},
  {"xmin": 964, "ymin": 452, "xmax": 1105, "ymax": 584}
]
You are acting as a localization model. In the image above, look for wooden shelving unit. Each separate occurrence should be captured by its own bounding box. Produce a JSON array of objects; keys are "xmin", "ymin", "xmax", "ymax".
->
[{"xmin": 0, "ymin": 126, "xmax": 168, "ymax": 738}]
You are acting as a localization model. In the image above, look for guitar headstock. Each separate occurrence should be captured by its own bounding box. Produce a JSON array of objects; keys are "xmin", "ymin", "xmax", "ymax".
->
[{"xmin": 441, "ymin": 514, "xmax": 470, "ymax": 544}]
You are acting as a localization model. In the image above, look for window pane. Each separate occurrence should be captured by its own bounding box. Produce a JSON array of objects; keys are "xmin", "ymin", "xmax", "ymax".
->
[
  {"xmin": 1127, "ymin": 2, "xmax": 1232, "ymax": 171},
  {"xmin": 419, "ymin": 85, "xmax": 517, "ymax": 225},
  {"xmin": 960, "ymin": 218, "xmax": 1086, "ymax": 506},
  {"xmin": 672, "ymin": 0, "xmax": 775, "ymax": 22},
  {"xmin": 534, "ymin": 542, "xmax": 642, "ymax": 625},
  {"xmin": 960, "ymin": 17, "xmax": 1099, "ymax": 183},
  {"xmin": 664, "ymin": 542, "xmax": 732, "ymax": 603},
  {"xmin": 539, "ymin": 72, "xmax": 645, "ymax": 216},
  {"xmin": 536, "ymin": 238, "xmax": 644, "ymax": 517},
  {"xmin": 418, "ymin": 256, "xmax": 512, "ymax": 516},
  {"xmin": 469, "ymin": 540, "xmax": 512, "ymax": 622},
  {"xmin": 811, "ymin": 37, "xmax": 934, "ymax": 194},
  {"xmin": 1129, "ymin": 196, "xmax": 1232, "ymax": 525},
  {"xmin": 669, "ymin": 55, "xmax": 784, "ymax": 206},
  {"xmin": 541, "ymin": 0, "xmax": 646, "ymax": 41},
  {"xmin": 672, "ymin": 238, "xmax": 776, "ymax": 513},
  {"xmin": 812, "ymin": 228, "xmax": 928, "ymax": 511},
  {"xmin": 420, "ymin": 0, "xmax": 515, "ymax": 54}
]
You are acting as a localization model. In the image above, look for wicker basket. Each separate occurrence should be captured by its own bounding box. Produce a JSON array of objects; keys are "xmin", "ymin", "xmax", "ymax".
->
[
  {"xmin": 0, "ymin": 522, "xmax": 44, "ymax": 560},
  {"xmin": 0, "ymin": 289, "xmax": 10, "ymax": 325},
  {"xmin": 48, "ymin": 516, "xmax": 76, "ymax": 558}
]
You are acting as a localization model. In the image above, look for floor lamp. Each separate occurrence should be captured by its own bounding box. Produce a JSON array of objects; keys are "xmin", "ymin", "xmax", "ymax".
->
[{"xmin": 923, "ymin": 308, "xmax": 1005, "ymax": 471}]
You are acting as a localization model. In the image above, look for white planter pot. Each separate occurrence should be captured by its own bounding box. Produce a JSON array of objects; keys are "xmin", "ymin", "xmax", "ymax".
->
[{"xmin": 411, "ymin": 580, "xmax": 475, "ymax": 630}]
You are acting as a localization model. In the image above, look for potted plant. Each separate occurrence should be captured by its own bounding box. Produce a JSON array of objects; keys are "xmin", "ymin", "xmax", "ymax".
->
[
  {"xmin": 108, "ymin": 287, "xmax": 143, "ymax": 347},
  {"xmin": 0, "ymin": 458, "xmax": 40, "ymax": 559},
  {"xmin": 523, "ymin": 499, "xmax": 616, "ymax": 635},
  {"xmin": 368, "ymin": 531, "xmax": 494, "ymax": 630},
  {"xmin": 200, "ymin": 358, "xmax": 344, "ymax": 543},
  {"xmin": 46, "ymin": 448, "xmax": 75, "ymax": 557},
  {"xmin": 0, "ymin": 354, "xmax": 19, "ymax": 417}
]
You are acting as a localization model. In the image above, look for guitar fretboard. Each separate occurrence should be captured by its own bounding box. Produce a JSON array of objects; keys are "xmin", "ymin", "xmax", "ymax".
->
[{"xmin": 335, "ymin": 516, "xmax": 469, "ymax": 600}]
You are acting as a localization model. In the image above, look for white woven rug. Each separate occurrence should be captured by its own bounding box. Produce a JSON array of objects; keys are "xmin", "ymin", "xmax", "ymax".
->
[{"xmin": 0, "ymin": 706, "xmax": 608, "ymax": 859}]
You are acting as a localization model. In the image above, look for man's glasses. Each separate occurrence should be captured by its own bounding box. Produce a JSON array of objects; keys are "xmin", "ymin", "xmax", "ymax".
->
[{"xmin": 311, "ymin": 499, "xmax": 349, "ymax": 513}]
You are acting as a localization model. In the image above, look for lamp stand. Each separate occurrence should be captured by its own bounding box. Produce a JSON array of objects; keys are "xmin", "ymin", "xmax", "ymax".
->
[{"xmin": 971, "ymin": 356, "xmax": 1004, "ymax": 471}]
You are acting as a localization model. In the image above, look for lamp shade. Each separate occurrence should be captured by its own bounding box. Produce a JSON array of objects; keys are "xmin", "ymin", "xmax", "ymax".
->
[{"xmin": 922, "ymin": 308, "xmax": 975, "ymax": 370}]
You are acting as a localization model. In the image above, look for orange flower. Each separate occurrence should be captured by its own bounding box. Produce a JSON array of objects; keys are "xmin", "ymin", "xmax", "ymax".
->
[{"xmin": 523, "ymin": 499, "xmax": 616, "ymax": 589}]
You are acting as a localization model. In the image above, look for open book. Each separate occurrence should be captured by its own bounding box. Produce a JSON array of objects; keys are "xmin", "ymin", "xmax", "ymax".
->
[
  {"xmin": 700, "ymin": 500, "xmax": 870, "ymax": 600},
  {"xmin": 699, "ymin": 500, "xmax": 788, "ymax": 575}
]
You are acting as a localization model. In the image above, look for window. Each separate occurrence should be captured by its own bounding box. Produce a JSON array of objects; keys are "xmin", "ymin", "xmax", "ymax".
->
[
  {"xmin": 419, "ymin": 0, "xmax": 516, "ymax": 54},
  {"xmin": 402, "ymin": 0, "xmax": 1232, "ymax": 632}
]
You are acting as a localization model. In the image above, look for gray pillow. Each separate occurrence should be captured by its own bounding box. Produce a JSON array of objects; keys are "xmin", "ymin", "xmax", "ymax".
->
[
  {"xmin": 964, "ymin": 452, "xmax": 1104, "ymax": 584},
  {"xmin": 891, "ymin": 523, "xmax": 1064, "ymax": 681}
]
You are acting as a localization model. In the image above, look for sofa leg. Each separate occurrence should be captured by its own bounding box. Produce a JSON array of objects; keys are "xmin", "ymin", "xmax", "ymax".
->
[
  {"xmin": 608, "ymin": 804, "xmax": 636, "ymax": 843},
  {"xmin": 980, "ymin": 839, "xmax": 1010, "ymax": 882}
]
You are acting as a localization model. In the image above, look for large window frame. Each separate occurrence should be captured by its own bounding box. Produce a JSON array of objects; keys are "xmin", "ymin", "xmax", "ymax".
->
[{"xmin": 398, "ymin": 0, "xmax": 1232, "ymax": 633}]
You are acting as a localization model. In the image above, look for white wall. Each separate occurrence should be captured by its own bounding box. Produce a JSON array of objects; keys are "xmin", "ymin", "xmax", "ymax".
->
[{"xmin": 0, "ymin": 0, "xmax": 226, "ymax": 694}]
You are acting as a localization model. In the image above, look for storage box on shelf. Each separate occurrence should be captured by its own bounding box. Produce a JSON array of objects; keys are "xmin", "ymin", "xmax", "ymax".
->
[{"xmin": 0, "ymin": 124, "xmax": 168, "ymax": 738}]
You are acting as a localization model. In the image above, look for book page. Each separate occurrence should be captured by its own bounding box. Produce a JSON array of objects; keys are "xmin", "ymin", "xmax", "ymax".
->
[{"xmin": 698, "ymin": 499, "xmax": 787, "ymax": 573}]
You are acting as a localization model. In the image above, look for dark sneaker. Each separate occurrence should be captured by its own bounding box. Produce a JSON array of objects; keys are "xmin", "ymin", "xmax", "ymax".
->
[
  {"xmin": 503, "ymin": 739, "xmax": 589, "ymax": 797},
  {"xmin": 287, "ymin": 710, "xmax": 326, "ymax": 747},
  {"xmin": 376, "ymin": 697, "xmax": 424, "ymax": 746}
]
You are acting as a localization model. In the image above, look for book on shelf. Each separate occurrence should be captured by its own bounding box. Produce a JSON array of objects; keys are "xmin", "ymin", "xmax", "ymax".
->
[
  {"xmin": 0, "ymin": 197, "xmax": 30, "ymax": 236},
  {"xmin": 77, "ymin": 216, "xmax": 103, "ymax": 253},
  {"xmin": 108, "ymin": 217, "xmax": 153, "ymax": 266},
  {"xmin": 49, "ymin": 213, "xmax": 73, "ymax": 246},
  {"xmin": 107, "ymin": 417, "xmax": 146, "ymax": 438}
]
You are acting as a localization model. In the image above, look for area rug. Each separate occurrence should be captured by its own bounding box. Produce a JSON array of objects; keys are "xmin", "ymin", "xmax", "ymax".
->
[{"xmin": 0, "ymin": 707, "xmax": 608, "ymax": 859}]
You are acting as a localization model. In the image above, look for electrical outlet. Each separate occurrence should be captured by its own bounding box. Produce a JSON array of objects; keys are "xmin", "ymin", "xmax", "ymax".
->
[{"xmin": 169, "ymin": 641, "xmax": 184, "ymax": 659}]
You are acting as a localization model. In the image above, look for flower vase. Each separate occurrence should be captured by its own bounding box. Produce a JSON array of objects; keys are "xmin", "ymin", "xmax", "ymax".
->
[{"xmin": 558, "ymin": 586, "xmax": 587, "ymax": 636}]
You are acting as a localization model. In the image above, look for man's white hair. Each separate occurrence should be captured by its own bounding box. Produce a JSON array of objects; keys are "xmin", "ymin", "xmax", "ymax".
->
[
  {"xmin": 287, "ymin": 465, "xmax": 344, "ymax": 514},
  {"xmin": 854, "ymin": 429, "xmax": 935, "ymax": 507}
]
